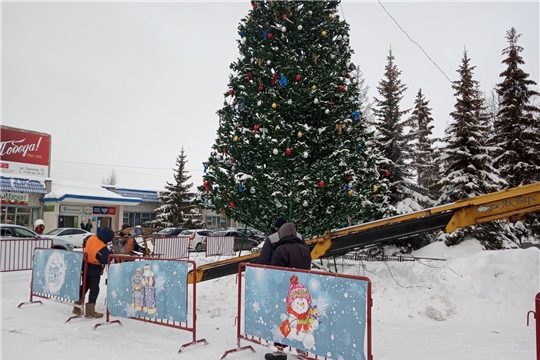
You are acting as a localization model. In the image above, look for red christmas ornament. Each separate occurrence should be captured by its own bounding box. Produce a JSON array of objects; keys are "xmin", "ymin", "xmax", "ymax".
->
[
  {"xmin": 251, "ymin": 1, "xmax": 257, "ymax": 8},
  {"xmin": 318, "ymin": 181, "xmax": 325, "ymax": 188},
  {"xmin": 339, "ymin": 85, "xmax": 345, "ymax": 92},
  {"xmin": 259, "ymin": 85, "xmax": 264, "ymax": 92},
  {"xmin": 384, "ymin": 170, "xmax": 390, "ymax": 177},
  {"xmin": 254, "ymin": 124, "xmax": 260, "ymax": 133},
  {"xmin": 267, "ymin": 33, "xmax": 273, "ymax": 39},
  {"xmin": 247, "ymin": 72, "xmax": 253, "ymax": 79},
  {"xmin": 272, "ymin": 73, "xmax": 279, "ymax": 85},
  {"xmin": 222, "ymin": 189, "xmax": 227, "ymax": 194},
  {"xmin": 346, "ymin": 73, "xmax": 351, "ymax": 78},
  {"xmin": 231, "ymin": 158, "xmax": 235, "ymax": 163},
  {"xmin": 228, "ymin": 89, "xmax": 234, "ymax": 95},
  {"xmin": 223, "ymin": 147, "xmax": 228, "ymax": 156},
  {"xmin": 285, "ymin": 149, "xmax": 292, "ymax": 156},
  {"xmin": 203, "ymin": 181, "xmax": 209, "ymax": 187},
  {"xmin": 282, "ymin": 14, "xmax": 287, "ymax": 19},
  {"xmin": 295, "ymin": 75, "xmax": 301, "ymax": 81},
  {"xmin": 229, "ymin": 202, "xmax": 235, "ymax": 208},
  {"xmin": 330, "ymin": 99, "xmax": 334, "ymax": 110}
]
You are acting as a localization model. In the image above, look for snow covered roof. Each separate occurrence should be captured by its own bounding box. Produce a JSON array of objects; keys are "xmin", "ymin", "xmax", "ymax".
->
[
  {"xmin": 114, "ymin": 188, "xmax": 160, "ymax": 203},
  {"xmin": 0, "ymin": 176, "xmax": 47, "ymax": 194},
  {"xmin": 42, "ymin": 179, "xmax": 142, "ymax": 205}
]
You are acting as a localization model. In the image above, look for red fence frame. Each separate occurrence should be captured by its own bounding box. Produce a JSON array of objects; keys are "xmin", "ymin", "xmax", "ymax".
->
[
  {"xmin": 221, "ymin": 262, "xmax": 373, "ymax": 360},
  {"xmin": 153, "ymin": 236, "xmax": 190, "ymax": 259},
  {"xmin": 205, "ymin": 236, "xmax": 235, "ymax": 257},
  {"xmin": 17, "ymin": 248, "xmax": 89, "ymax": 323},
  {"xmin": 93, "ymin": 254, "xmax": 208, "ymax": 353},
  {"xmin": 0, "ymin": 238, "xmax": 54, "ymax": 272},
  {"xmin": 527, "ymin": 292, "xmax": 540, "ymax": 360}
]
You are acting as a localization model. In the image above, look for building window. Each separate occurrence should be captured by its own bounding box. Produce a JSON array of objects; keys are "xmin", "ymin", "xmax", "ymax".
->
[
  {"xmin": 0, "ymin": 206, "xmax": 40, "ymax": 228},
  {"xmin": 123, "ymin": 212, "xmax": 156, "ymax": 226}
]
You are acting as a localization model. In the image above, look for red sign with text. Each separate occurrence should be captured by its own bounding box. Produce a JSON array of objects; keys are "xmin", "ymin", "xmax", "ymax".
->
[
  {"xmin": 108, "ymin": 207, "xmax": 116, "ymax": 215},
  {"xmin": 0, "ymin": 127, "xmax": 50, "ymax": 166}
]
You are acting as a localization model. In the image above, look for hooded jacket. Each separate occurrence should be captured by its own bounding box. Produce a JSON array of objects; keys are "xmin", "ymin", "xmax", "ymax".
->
[
  {"xmin": 270, "ymin": 223, "xmax": 311, "ymax": 270},
  {"xmin": 84, "ymin": 228, "xmax": 114, "ymax": 276}
]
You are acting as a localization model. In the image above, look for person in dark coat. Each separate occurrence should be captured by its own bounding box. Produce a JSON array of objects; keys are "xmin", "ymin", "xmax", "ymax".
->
[
  {"xmin": 264, "ymin": 222, "xmax": 311, "ymax": 360},
  {"xmin": 116, "ymin": 223, "xmax": 145, "ymax": 254},
  {"xmin": 72, "ymin": 227, "xmax": 114, "ymax": 318},
  {"xmin": 257, "ymin": 217, "xmax": 287, "ymax": 265}
]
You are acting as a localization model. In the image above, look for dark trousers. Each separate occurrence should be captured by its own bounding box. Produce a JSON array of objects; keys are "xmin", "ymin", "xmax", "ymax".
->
[{"xmin": 80, "ymin": 275, "xmax": 101, "ymax": 304}]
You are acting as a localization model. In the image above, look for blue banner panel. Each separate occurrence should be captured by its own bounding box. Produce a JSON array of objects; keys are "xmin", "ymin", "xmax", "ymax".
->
[
  {"xmin": 107, "ymin": 260, "xmax": 188, "ymax": 322},
  {"xmin": 244, "ymin": 267, "xmax": 369, "ymax": 360},
  {"xmin": 31, "ymin": 249, "xmax": 84, "ymax": 302}
]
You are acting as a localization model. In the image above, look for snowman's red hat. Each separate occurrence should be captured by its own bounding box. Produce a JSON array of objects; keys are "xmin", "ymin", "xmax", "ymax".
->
[{"xmin": 287, "ymin": 275, "xmax": 311, "ymax": 305}]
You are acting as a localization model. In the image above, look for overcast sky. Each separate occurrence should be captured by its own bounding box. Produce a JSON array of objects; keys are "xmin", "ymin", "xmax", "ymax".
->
[{"xmin": 3, "ymin": 1, "xmax": 539, "ymax": 191}]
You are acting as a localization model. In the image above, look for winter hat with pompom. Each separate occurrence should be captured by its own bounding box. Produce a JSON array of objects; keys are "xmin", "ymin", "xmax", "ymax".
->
[{"xmin": 287, "ymin": 275, "xmax": 311, "ymax": 305}]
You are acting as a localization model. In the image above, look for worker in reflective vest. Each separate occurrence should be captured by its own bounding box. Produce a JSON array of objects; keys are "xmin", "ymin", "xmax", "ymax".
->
[
  {"xmin": 72, "ymin": 228, "xmax": 113, "ymax": 318},
  {"xmin": 117, "ymin": 223, "xmax": 145, "ymax": 255}
]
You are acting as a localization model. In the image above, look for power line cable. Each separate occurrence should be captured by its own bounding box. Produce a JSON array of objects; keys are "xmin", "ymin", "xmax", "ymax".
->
[
  {"xmin": 52, "ymin": 159, "xmax": 204, "ymax": 172},
  {"xmin": 376, "ymin": 0, "xmax": 453, "ymax": 84}
]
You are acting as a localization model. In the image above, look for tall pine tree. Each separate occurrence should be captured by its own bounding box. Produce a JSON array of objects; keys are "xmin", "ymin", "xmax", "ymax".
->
[
  {"xmin": 198, "ymin": 1, "xmax": 391, "ymax": 237},
  {"xmin": 438, "ymin": 50, "xmax": 507, "ymax": 248},
  {"xmin": 154, "ymin": 148, "xmax": 203, "ymax": 229},
  {"xmin": 408, "ymin": 89, "xmax": 438, "ymax": 205},
  {"xmin": 492, "ymin": 27, "xmax": 540, "ymax": 238},
  {"xmin": 373, "ymin": 49, "xmax": 423, "ymax": 214}
]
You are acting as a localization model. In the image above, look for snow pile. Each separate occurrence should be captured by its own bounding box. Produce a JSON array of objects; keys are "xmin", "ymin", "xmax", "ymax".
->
[
  {"xmin": 2, "ymin": 248, "xmax": 538, "ymax": 360},
  {"xmin": 411, "ymin": 237, "xmax": 484, "ymax": 259}
]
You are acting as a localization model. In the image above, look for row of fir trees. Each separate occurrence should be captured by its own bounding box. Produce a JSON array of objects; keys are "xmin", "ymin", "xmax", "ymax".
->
[{"xmin": 155, "ymin": 1, "xmax": 538, "ymax": 252}]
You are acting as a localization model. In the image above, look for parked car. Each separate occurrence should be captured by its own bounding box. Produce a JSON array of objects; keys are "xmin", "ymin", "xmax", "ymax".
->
[
  {"xmin": 45, "ymin": 227, "xmax": 92, "ymax": 248},
  {"xmin": 213, "ymin": 230, "xmax": 260, "ymax": 251},
  {"xmin": 180, "ymin": 229, "xmax": 212, "ymax": 252},
  {"xmin": 0, "ymin": 224, "xmax": 75, "ymax": 251},
  {"xmin": 153, "ymin": 227, "xmax": 187, "ymax": 239}
]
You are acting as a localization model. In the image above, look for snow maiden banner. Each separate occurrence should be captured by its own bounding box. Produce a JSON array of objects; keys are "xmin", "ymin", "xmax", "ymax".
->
[
  {"xmin": 31, "ymin": 249, "xmax": 84, "ymax": 301},
  {"xmin": 107, "ymin": 260, "xmax": 188, "ymax": 322},
  {"xmin": 244, "ymin": 266, "xmax": 371, "ymax": 360}
]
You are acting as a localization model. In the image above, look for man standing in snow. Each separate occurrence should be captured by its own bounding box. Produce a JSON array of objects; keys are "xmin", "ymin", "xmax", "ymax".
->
[
  {"xmin": 72, "ymin": 227, "xmax": 114, "ymax": 318},
  {"xmin": 261, "ymin": 220, "xmax": 312, "ymax": 360}
]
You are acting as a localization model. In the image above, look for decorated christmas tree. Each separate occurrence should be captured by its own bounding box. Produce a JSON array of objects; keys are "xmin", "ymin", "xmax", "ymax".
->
[{"xmin": 198, "ymin": 0, "xmax": 390, "ymax": 237}]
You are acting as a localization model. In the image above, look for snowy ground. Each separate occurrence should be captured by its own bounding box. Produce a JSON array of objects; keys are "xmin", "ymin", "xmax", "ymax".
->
[{"xmin": 1, "ymin": 240, "xmax": 538, "ymax": 360}]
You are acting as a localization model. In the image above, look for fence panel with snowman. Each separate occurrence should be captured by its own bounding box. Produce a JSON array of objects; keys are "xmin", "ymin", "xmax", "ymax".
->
[{"xmin": 221, "ymin": 263, "xmax": 373, "ymax": 360}]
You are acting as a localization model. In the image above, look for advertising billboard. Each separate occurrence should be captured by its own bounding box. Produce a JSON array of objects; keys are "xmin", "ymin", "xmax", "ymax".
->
[{"xmin": 0, "ymin": 126, "xmax": 51, "ymax": 177}]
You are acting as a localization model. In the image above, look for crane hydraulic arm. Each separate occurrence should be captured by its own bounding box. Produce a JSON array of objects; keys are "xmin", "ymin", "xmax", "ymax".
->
[{"xmin": 188, "ymin": 182, "xmax": 540, "ymax": 283}]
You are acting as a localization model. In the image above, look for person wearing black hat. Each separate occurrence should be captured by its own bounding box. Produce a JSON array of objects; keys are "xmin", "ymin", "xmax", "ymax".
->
[{"xmin": 116, "ymin": 223, "xmax": 145, "ymax": 254}]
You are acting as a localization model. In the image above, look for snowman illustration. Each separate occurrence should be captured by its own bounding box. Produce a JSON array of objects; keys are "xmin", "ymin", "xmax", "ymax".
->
[{"xmin": 279, "ymin": 275, "xmax": 319, "ymax": 349}]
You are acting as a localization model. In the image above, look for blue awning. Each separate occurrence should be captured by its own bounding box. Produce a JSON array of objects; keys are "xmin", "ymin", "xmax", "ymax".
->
[{"xmin": 0, "ymin": 176, "xmax": 47, "ymax": 194}]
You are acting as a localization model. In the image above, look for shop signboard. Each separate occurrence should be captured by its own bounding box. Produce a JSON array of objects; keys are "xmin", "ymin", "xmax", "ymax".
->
[
  {"xmin": 44, "ymin": 205, "xmax": 55, "ymax": 212},
  {"xmin": 0, "ymin": 126, "xmax": 51, "ymax": 178},
  {"xmin": 92, "ymin": 206, "xmax": 116, "ymax": 215},
  {"xmin": 0, "ymin": 191, "xmax": 29, "ymax": 206},
  {"xmin": 83, "ymin": 206, "xmax": 93, "ymax": 215},
  {"xmin": 60, "ymin": 205, "xmax": 83, "ymax": 213}
]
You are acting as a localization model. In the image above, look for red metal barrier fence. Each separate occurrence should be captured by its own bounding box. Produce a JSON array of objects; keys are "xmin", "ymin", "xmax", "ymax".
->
[
  {"xmin": 222, "ymin": 263, "xmax": 373, "ymax": 360},
  {"xmin": 205, "ymin": 236, "xmax": 235, "ymax": 257},
  {"xmin": 18, "ymin": 248, "xmax": 89, "ymax": 323},
  {"xmin": 94, "ymin": 255, "xmax": 208, "ymax": 353},
  {"xmin": 527, "ymin": 292, "xmax": 540, "ymax": 360},
  {"xmin": 1, "ymin": 238, "xmax": 53, "ymax": 272},
  {"xmin": 153, "ymin": 236, "xmax": 190, "ymax": 259}
]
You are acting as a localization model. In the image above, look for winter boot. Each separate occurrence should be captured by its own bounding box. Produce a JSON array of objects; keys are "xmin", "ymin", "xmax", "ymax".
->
[
  {"xmin": 264, "ymin": 351, "xmax": 287, "ymax": 360},
  {"xmin": 85, "ymin": 303, "xmax": 103, "ymax": 318},
  {"xmin": 72, "ymin": 300, "xmax": 82, "ymax": 315}
]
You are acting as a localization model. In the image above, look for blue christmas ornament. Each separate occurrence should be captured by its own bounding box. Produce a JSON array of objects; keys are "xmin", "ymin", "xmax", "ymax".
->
[
  {"xmin": 239, "ymin": 31, "xmax": 244, "ymax": 38},
  {"xmin": 356, "ymin": 144, "xmax": 360, "ymax": 151},
  {"xmin": 239, "ymin": 183, "xmax": 244, "ymax": 193},
  {"xmin": 353, "ymin": 96, "xmax": 359, "ymax": 102},
  {"xmin": 352, "ymin": 110, "xmax": 361, "ymax": 121},
  {"xmin": 344, "ymin": 185, "xmax": 349, "ymax": 191},
  {"xmin": 279, "ymin": 75, "xmax": 288, "ymax": 86},
  {"xmin": 242, "ymin": 99, "xmax": 246, "ymax": 109},
  {"xmin": 203, "ymin": 164, "xmax": 208, "ymax": 173},
  {"xmin": 263, "ymin": 30, "xmax": 269, "ymax": 39}
]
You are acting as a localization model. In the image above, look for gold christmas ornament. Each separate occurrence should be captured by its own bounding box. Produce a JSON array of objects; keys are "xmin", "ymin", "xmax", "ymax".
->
[
  {"xmin": 321, "ymin": 30, "xmax": 327, "ymax": 36},
  {"xmin": 275, "ymin": 125, "xmax": 280, "ymax": 131},
  {"xmin": 233, "ymin": 136, "xmax": 239, "ymax": 142},
  {"xmin": 312, "ymin": 53, "xmax": 318, "ymax": 64},
  {"xmin": 348, "ymin": 189, "xmax": 353, "ymax": 195},
  {"xmin": 272, "ymin": 102, "xmax": 277, "ymax": 109},
  {"xmin": 373, "ymin": 185, "xmax": 379, "ymax": 192},
  {"xmin": 311, "ymin": 85, "xmax": 317, "ymax": 91},
  {"xmin": 336, "ymin": 124, "xmax": 346, "ymax": 135},
  {"xmin": 297, "ymin": 131, "xmax": 303, "ymax": 138},
  {"xmin": 328, "ymin": 13, "xmax": 333, "ymax": 19},
  {"xmin": 247, "ymin": 15, "xmax": 252, "ymax": 21}
]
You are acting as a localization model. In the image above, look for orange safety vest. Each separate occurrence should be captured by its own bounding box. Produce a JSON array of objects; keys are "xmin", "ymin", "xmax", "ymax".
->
[
  {"xmin": 85, "ymin": 235, "xmax": 106, "ymax": 265},
  {"xmin": 121, "ymin": 238, "xmax": 134, "ymax": 254}
]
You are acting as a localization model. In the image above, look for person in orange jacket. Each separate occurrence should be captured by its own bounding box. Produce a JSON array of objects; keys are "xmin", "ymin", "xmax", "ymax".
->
[
  {"xmin": 116, "ymin": 223, "xmax": 145, "ymax": 255},
  {"xmin": 72, "ymin": 228, "xmax": 114, "ymax": 318}
]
